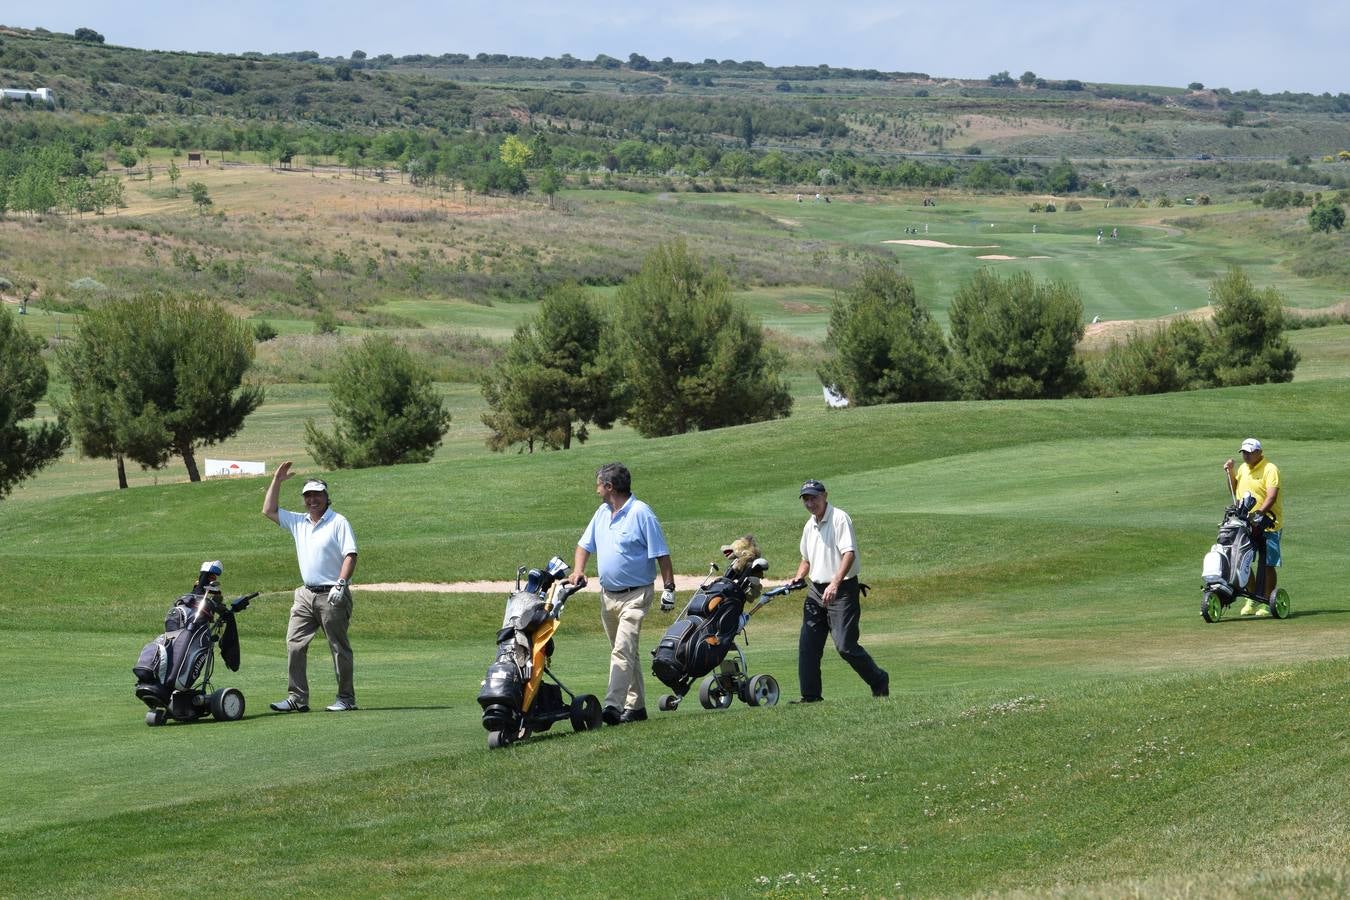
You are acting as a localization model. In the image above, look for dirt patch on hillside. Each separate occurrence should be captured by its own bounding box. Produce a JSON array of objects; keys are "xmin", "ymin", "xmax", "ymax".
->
[{"xmin": 1078, "ymin": 307, "xmax": 1217, "ymax": 351}]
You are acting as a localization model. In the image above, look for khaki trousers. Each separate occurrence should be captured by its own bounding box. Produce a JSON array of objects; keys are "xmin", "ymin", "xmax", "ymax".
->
[
  {"xmin": 285, "ymin": 585, "xmax": 355, "ymax": 706},
  {"xmin": 599, "ymin": 585, "xmax": 652, "ymax": 711}
]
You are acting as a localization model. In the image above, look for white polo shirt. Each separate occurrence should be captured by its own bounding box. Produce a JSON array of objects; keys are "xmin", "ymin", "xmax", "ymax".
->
[
  {"xmin": 800, "ymin": 503, "xmax": 860, "ymax": 583},
  {"xmin": 278, "ymin": 507, "xmax": 357, "ymax": 585}
]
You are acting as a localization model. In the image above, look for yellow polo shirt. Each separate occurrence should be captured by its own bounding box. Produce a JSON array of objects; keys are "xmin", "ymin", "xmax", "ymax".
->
[{"xmin": 1235, "ymin": 458, "xmax": 1282, "ymax": 532}]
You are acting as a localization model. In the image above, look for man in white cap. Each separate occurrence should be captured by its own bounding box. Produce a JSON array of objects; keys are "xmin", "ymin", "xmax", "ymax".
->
[
  {"xmin": 263, "ymin": 460, "xmax": 359, "ymax": 711},
  {"xmin": 1224, "ymin": 438, "xmax": 1282, "ymax": 614}
]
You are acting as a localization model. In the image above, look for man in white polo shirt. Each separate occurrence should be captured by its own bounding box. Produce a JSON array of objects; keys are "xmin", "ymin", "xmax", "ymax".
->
[
  {"xmin": 787, "ymin": 479, "xmax": 889, "ymax": 703},
  {"xmin": 263, "ymin": 460, "xmax": 359, "ymax": 713}
]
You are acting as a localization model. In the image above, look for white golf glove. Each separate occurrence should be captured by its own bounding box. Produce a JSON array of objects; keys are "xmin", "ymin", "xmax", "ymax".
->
[
  {"xmin": 660, "ymin": 588, "xmax": 676, "ymax": 612},
  {"xmin": 329, "ymin": 579, "xmax": 349, "ymax": 605}
]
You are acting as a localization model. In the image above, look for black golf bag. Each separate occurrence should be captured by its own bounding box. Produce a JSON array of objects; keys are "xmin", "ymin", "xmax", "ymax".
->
[
  {"xmin": 652, "ymin": 576, "xmax": 749, "ymax": 690},
  {"xmin": 133, "ymin": 588, "xmax": 256, "ymax": 726}
]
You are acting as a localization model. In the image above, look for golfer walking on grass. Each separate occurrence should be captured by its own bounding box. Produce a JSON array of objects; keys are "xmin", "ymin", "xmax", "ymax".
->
[
  {"xmin": 568, "ymin": 462, "xmax": 676, "ymax": 725},
  {"xmin": 263, "ymin": 461, "xmax": 359, "ymax": 713},
  {"xmin": 788, "ymin": 479, "xmax": 889, "ymax": 703},
  {"xmin": 1224, "ymin": 438, "xmax": 1283, "ymax": 615}
]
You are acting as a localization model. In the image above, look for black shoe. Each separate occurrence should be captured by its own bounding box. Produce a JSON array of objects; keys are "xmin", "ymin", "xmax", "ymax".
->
[
  {"xmin": 602, "ymin": 705, "xmax": 624, "ymax": 726},
  {"xmin": 269, "ymin": 698, "xmax": 310, "ymax": 713},
  {"xmin": 789, "ymin": 697, "xmax": 823, "ymax": 705},
  {"xmin": 872, "ymin": 673, "xmax": 890, "ymax": 698},
  {"xmin": 619, "ymin": 707, "xmax": 648, "ymax": 723}
]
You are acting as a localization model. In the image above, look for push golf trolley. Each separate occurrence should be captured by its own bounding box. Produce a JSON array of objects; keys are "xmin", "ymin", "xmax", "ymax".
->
[
  {"xmin": 651, "ymin": 555, "xmax": 804, "ymax": 712},
  {"xmin": 133, "ymin": 572, "xmax": 258, "ymax": 726},
  {"xmin": 477, "ymin": 557, "xmax": 603, "ymax": 749},
  {"xmin": 1200, "ymin": 489, "xmax": 1290, "ymax": 624}
]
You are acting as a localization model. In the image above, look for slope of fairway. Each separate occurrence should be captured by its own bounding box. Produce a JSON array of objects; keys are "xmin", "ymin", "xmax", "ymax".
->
[{"xmin": 2, "ymin": 378, "xmax": 1347, "ymax": 896}]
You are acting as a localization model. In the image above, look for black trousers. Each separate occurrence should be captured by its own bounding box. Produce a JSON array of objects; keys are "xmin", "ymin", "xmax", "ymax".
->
[{"xmin": 798, "ymin": 579, "xmax": 887, "ymax": 700}]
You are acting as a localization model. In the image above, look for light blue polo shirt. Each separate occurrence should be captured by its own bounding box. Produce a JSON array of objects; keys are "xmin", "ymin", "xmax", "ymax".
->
[
  {"xmin": 278, "ymin": 507, "xmax": 357, "ymax": 585},
  {"xmin": 578, "ymin": 495, "xmax": 670, "ymax": 591}
]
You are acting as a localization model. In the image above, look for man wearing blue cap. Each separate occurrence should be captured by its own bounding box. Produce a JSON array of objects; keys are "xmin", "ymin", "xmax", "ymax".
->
[
  {"xmin": 787, "ymin": 479, "xmax": 889, "ymax": 702},
  {"xmin": 263, "ymin": 460, "xmax": 359, "ymax": 712},
  {"xmin": 1224, "ymin": 438, "xmax": 1283, "ymax": 615}
]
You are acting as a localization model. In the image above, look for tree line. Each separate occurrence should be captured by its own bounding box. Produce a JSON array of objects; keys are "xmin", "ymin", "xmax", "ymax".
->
[{"xmin": 820, "ymin": 264, "xmax": 1298, "ymax": 405}]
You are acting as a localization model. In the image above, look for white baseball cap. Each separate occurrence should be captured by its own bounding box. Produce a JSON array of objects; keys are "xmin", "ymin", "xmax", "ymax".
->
[
  {"xmin": 301, "ymin": 479, "xmax": 329, "ymax": 494},
  {"xmin": 1239, "ymin": 438, "xmax": 1261, "ymax": 453}
]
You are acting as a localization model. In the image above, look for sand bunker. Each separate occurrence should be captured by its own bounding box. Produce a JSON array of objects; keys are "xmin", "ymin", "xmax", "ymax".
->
[
  {"xmin": 361, "ymin": 574, "xmax": 711, "ymax": 594},
  {"xmin": 976, "ymin": 254, "xmax": 1017, "ymax": 260},
  {"xmin": 883, "ymin": 239, "xmax": 999, "ymax": 249}
]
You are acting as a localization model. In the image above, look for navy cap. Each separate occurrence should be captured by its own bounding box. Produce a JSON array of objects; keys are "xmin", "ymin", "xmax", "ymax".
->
[{"xmin": 799, "ymin": 479, "xmax": 826, "ymax": 497}]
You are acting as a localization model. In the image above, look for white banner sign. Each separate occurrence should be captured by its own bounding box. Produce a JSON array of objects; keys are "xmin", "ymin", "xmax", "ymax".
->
[{"xmin": 205, "ymin": 459, "xmax": 266, "ymax": 478}]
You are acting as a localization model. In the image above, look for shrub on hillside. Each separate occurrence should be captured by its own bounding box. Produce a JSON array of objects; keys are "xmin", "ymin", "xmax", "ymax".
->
[
  {"xmin": 253, "ymin": 319, "xmax": 278, "ymax": 342},
  {"xmin": 948, "ymin": 269, "xmax": 1085, "ymax": 399},
  {"xmin": 1087, "ymin": 319, "xmax": 1210, "ymax": 397},
  {"xmin": 1199, "ymin": 268, "xmax": 1299, "ymax": 386},
  {"xmin": 1063, "ymin": 200, "xmax": 1082, "ymax": 211},
  {"xmin": 818, "ymin": 262, "xmax": 954, "ymax": 405}
]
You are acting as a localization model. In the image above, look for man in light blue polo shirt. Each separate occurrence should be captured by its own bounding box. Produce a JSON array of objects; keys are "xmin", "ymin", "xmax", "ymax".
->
[
  {"xmin": 568, "ymin": 462, "xmax": 676, "ymax": 725},
  {"xmin": 263, "ymin": 461, "xmax": 359, "ymax": 713}
]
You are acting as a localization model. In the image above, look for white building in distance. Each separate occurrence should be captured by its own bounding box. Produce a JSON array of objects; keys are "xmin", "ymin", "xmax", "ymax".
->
[{"xmin": 1, "ymin": 87, "xmax": 54, "ymax": 103}]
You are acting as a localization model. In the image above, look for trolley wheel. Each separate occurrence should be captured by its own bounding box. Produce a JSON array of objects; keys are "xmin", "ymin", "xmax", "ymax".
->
[
  {"xmin": 658, "ymin": 693, "xmax": 680, "ymax": 712},
  {"xmin": 487, "ymin": 730, "xmax": 511, "ymax": 749},
  {"xmin": 698, "ymin": 673, "xmax": 733, "ymax": 710},
  {"xmin": 570, "ymin": 694, "xmax": 602, "ymax": 732},
  {"xmin": 745, "ymin": 673, "xmax": 781, "ymax": 708},
  {"xmin": 210, "ymin": 687, "xmax": 245, "ymax": 721},
  {"xmin": 1269, "ymin": 588, "xmax": 1290, "ymax": 620},
  {"xmin": 145, "ymin": 709, "xmax": 167, "ymax": 727},
  {"xmin": 1201, "ymin": 591, "xmax": 1223, "ymax": 623}
]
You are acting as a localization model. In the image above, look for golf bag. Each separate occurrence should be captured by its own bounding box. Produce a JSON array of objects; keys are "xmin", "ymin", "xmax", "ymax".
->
[
  {"xmin": 133, "ymin": 584, "xmax": 256, "ymax": 726},
  {"xmin": 650, "ymin": 544, "xmax": 796, "ymax": 712},
  {"xmin": 652, "ymin": 576, "xmax": 749, "ymax": 689},
  {"xmin": 1201, "ymin": 494, "xmax": 1258, "ymax": 601},
  {"xmin": 476, "ymin": 556, "xmax": 601, "ymax": 748}
]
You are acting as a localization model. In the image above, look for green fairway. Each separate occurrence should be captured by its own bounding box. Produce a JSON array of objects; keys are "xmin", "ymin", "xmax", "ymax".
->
[{"xmin": 3, "ymin": 371, "xmax": 1348, "ymax": 896}]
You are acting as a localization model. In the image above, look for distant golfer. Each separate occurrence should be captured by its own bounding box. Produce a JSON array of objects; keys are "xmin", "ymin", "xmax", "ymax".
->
[
  {"xmin": 263, "ymin": 461, "xmax": 359, "ymax": 712},
  {"xmin": 786, "ymin": 479, "xmax": 889, "ymax": 702},
  {"xmin": 1224, "ymin": 438, "xmax": 1283, "ymax": 614}
]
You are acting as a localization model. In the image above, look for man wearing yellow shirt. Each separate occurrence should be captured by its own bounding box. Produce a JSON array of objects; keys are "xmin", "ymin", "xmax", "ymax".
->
[{"xmin": 1223, "ymin": 438, "xmax": 1282, "ymax": 615}]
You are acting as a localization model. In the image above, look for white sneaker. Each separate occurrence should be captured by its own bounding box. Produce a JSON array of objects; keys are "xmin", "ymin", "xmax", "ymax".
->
[{"xmin": 325, "ymin": 698, "xmax": 358, "ymax": 712}]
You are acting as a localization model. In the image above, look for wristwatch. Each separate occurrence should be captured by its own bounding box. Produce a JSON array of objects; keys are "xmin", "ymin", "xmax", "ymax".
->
[{"xmin": 336, "ymin": 578, "xmax": 348, "ymax": 589}]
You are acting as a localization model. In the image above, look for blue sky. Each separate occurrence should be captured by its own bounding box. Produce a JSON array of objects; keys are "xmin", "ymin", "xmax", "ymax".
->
[{"xmin": 13, "ymin": 1, "xmax": 1347, "ymax": 94}]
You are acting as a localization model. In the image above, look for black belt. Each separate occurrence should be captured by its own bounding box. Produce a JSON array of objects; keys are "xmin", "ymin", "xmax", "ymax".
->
[
  {"xmin": 607, "ymin": 584, "xmax": 649, "ymax": 593},
  {"xmin": 812, "ymin": 577, "xmax": 857, "ymax": 590},
  {"xmin": 306, "ymin": 584, "xmax": 335, "ymax": 593}
]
